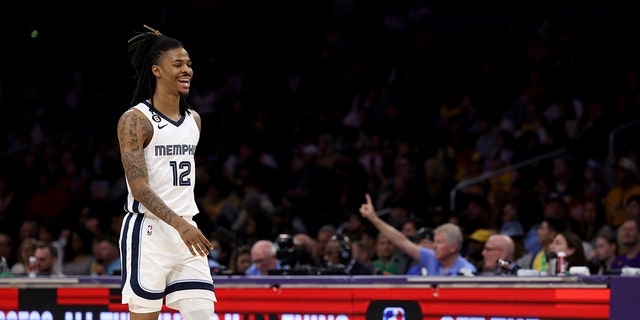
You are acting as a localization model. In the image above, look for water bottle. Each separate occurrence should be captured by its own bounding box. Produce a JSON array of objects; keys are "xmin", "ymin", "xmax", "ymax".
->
[
  {"xmin": 0, "ymin": 256, "xmax": 11, "ymax": 277},
  {"xmin": 547, "ymin": 252, "xmax": 557, "ymax": 276},
  {"xmin": 28, "ymin": 256, "xmax": 37, "ymax": 278}
]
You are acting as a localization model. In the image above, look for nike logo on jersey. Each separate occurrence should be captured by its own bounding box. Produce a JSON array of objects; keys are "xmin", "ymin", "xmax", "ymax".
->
[{"xmin": 158, "ymin": 124, "xmax": 168, "ymax": 129}]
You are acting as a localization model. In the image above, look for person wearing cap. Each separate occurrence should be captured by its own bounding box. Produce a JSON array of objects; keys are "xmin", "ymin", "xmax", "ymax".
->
[
  {"xmin": 604, "ymin": 157, "xmax": 640, "ymax": 228},
  {"xmin": 464, "ymin": 229, "xmax": 492, "ymax": 272},
  {"xmin": 360, "ymin": 194, "xmax": 476, "ymax": 276}
]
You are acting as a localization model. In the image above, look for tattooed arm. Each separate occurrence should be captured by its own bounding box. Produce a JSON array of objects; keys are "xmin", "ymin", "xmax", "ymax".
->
[{"xmin": 117, "ymin": 108, "xmax": 211, "ymax": 256}]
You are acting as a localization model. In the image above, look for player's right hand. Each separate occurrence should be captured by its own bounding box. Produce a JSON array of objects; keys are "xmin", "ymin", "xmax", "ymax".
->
[{"xmin": 177, "ymin": 220, "xmax": 213, "ymax": 256}]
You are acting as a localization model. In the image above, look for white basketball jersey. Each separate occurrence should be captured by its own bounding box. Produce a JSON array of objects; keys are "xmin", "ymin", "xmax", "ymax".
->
[{"xmin": 124, "ymin": 101, "xmax": 200, "ymax": 218}]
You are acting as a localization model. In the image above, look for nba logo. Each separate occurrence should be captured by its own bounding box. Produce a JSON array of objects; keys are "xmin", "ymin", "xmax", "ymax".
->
[
  {"xmin": 147, "ymin": 224, "xmax": 153, "ymax": 236},
  {"xmin": 383, "ymin": 307, "xmax": 405, "ymax": 320}
]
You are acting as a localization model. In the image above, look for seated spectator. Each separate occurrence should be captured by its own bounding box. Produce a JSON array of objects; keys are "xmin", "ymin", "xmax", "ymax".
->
[
  {"xmin": 464, "ymin": 228, "xmax": 492, "ymax": 272},
  {"xmin": 371, "ymin": 232, "xmax": 401, "ymax": 275},
  {"xmin": 589, "ymin": 233, "xmax": 618, "ymax": 275},
  {"xmin": 37, "ymin": 219, "xmax": 67, "ymax": 277},
  {"xmin": 62, "ymin": 226, "xmax": 96, "ymax": 275},
  {"xmin": 351, "ymin": 239, "xmax": 375, "ymax": 272},
  {"xmin": 34, "ymin": 241, "xmax": 63, "ymax": 277},
  {"xmin": 360, "ymin": 194, "xmax": 476, "ymax": 276},
  {"xmin": 207, "ymin": 227, "xmax": 236, "ymax": 273},
  {"xmin": 548, "ymin": 231, "xmax": 588, "ymax": 272},
  {"xmin": 612, "ymin": 218, "xmax": 640, "ymax": 269},
  {"xmin": 228, "ymin": 245, "xmax": 252, "ymax": 275},
  {"xmin": 11, "ymin": 237, "xmax": 38, "ymax": 275},
  {"xmin": 499, "ymin": 200, "xmax": 526, "ymax": 259},
  {"xmin": 625, "ymin": 195, "xmax": 640, "ymax": 221},
  {"xmin": 516, "ymin": 215, "xmax": 567, "ymax": 274},
  {"xmin": 321, "ymin": 234, "xmax": 372, "ymax": 275},
  {"xmin": 604, "ymin": 157, "xmax": 640, "ymax": 228},
  {"xmin": 245, "ymin": 239, "xmax": 285, "ymax": 276},
  {"xmin": 396, "ymin": 216, "xmax": 424, "ymax": 274},
  {"xmin": 91, "ymin": 234, "xmax": 121, "ymax": 276},
  {"xmin": 479, "ymin": 234, "xmax": 516, "ymax": 275}
]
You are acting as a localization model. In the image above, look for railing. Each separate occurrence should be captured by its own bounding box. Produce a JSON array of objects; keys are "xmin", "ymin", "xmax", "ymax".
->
[{"xmin": 449, "ymin": 147, "xmax": 570, "ymax": 213}]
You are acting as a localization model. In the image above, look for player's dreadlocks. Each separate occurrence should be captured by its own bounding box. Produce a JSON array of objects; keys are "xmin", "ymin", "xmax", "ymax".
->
[{"xmin": 127, "ymin": 25, "xmax": 191, "ymax": 115}]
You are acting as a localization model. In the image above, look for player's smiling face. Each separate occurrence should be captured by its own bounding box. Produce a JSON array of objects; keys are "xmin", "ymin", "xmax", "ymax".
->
[{"xmin": 153, "ymin": 47, "xmax": 192, "ymax": 96}]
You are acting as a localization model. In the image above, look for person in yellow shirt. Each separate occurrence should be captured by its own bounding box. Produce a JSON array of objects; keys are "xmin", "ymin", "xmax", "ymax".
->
[
  {"xmin": 516, "ymin": 216, "xmax": 567, "ymax": 274},
  {"xmin": 604, "ymin": 157, "xmax": 640, "ymax": 228}
]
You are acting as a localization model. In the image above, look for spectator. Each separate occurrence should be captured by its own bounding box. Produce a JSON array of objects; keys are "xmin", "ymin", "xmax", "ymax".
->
[
  {"xmin": 589, "ymin": 233, "xmax": 618, "ymax": 275},
  {"xmin": 516, "ymin": 215, "xmax": 567, "ymax": 274},
  {"xmin": 245, "ymin": 239, "xmax": 284, "ymax": 276},
  {"xmin": 227, "ymin": 245, "xmax": 252, "ymax": 275},
  {"xmin": 207, "ymin": 227, "xmax": 236, "ymax": 273},
  {"xmin": 418, "ymin": 157, "xmax": 457, "ymax": 227},
  {"xmin": 321, "ymin": 234, "xmax": 372, "ymax": 275},
  {"xmin": 456, "ymin": 194, "xmax": 493, "ymax": 237},
  {"xmin": 479, "ymin": 234, "xmax": 516, "ymax": 275},
  {"xmin": 10, "ymin": 237, "xmax": 38, "ymax": 275},
  {"xmin": 464, "ymin": 229, "xmax": 493, "ymax": 273},
  {"xmin": 34, "ymin": 241, "xmax": 63, "ymax": 277},
  {"xmin": 62, "ymin": 226, "xmax": 96, "ymax": 275},
  {"xmin": 548, "ymin": 231, "xmax": 589, "ymax": 271},
  {"xmin": 336, "ymin": 212, "xmax": 367, "ymax": 242},
  {"xmin": 351, "ymin": 239, "xmax": 375, "ymax": 272},
  {"xmin": 522, "ymin": 193, "xmax": 568, "ymax": 256},
  {"xmin": 371, "ymin": 232, "xmax": 401, "ymax": 275},
  {"xmin": 37, "ymin": 219, "xmax": 67, "ymax": 276},
  {"xmin": 625, "ymin": 195, "xmax": 640, "ymax": 221},
  {"xmin": 603, "ymin": 157, "xmax": 640, "ymax": 228},
  {"xmin": 91, "ymin": 234, "xmax": 121, "ymax": 276},
  {"xmin": 499, "ymin": 200, "xmax": 526, "ymax": 259},
  {"xmin": 360, "ymin": 194, "xmax": 476, "ymax": 276},
  {"xmin": 22, "ymin": 173, "xmax": 71, "ymax": 221},
  {"xmin": 612, "ymin": 218, "xmax": 640, "ymax": 269},
  {"xmin": 582, "ymin": 158, "xmax": 608, "ymax": 201},
  {"xmin": 17, "ymin": 220, "xmax": 38, "ymax": 243},
  {"xmin": 575, "ymin": 198, "xmax": 611, "ymax": 253}
]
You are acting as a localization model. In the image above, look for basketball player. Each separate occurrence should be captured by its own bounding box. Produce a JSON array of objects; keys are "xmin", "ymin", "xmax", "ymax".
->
[{"xmin": 117, "ymin": 25, "xmax": 216, "ymax": 320}]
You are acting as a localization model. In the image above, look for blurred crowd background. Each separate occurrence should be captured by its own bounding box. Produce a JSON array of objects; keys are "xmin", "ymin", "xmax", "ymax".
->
[{"xmin": 2, "ymin": 0, "xmax": 640, "ymax": 276}]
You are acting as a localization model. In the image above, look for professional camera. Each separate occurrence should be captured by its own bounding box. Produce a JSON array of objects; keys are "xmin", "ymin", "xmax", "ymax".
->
[
  {"xmin": 272, "ymin": 234, "xmax": 347, "ymax": 275},
  {"xmin": 275, "ymin": 234, "xmax": 313, "ymax": 269}
]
